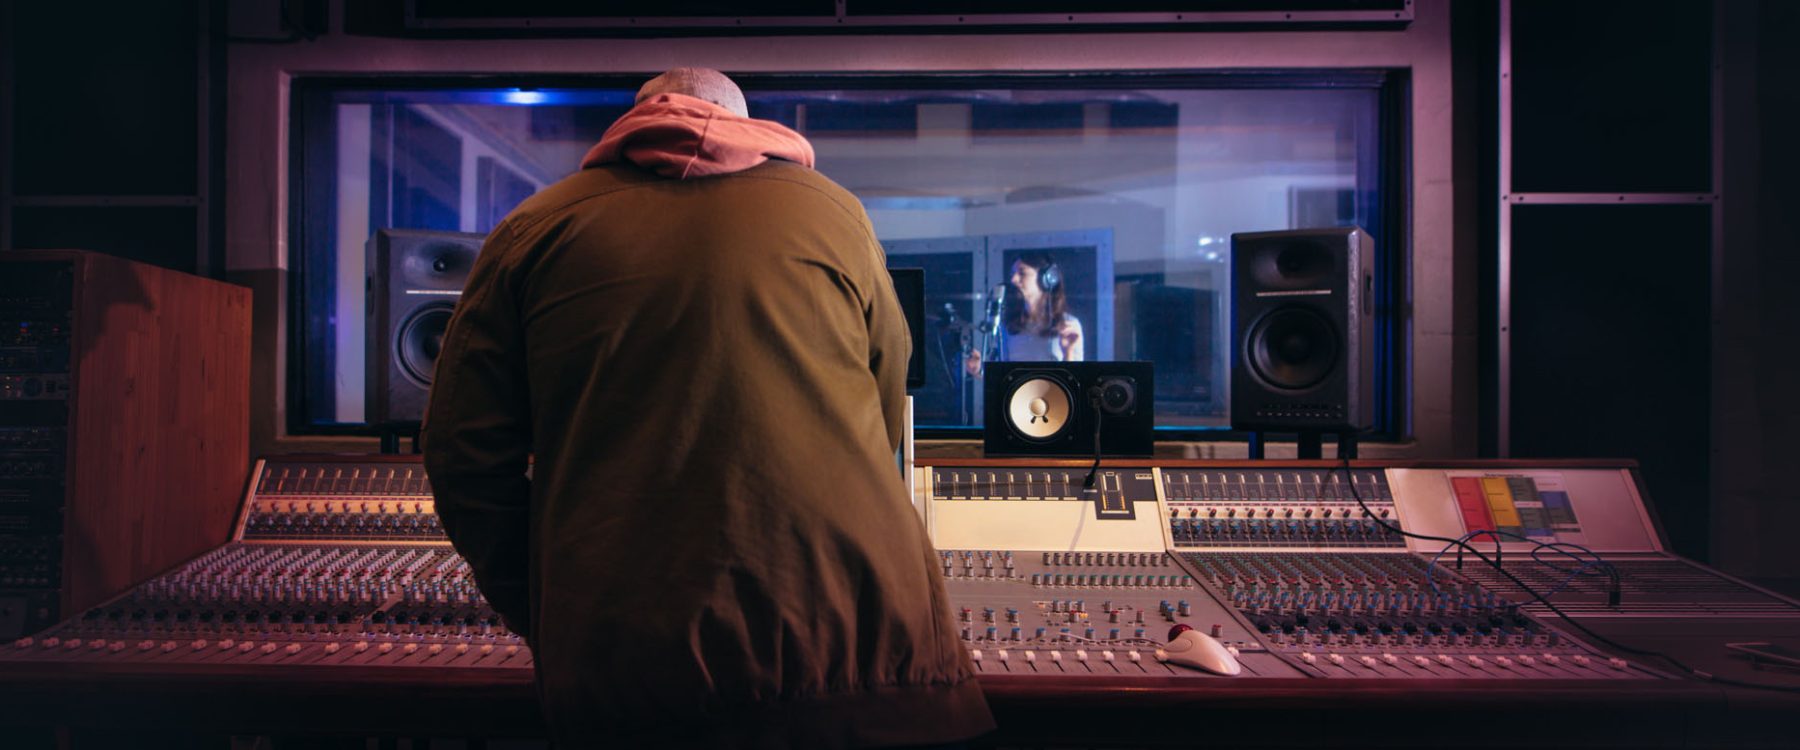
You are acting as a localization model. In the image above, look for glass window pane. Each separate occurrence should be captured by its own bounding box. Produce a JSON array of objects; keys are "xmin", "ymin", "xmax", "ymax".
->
[{"xmin": 294, "ymin": 78, "xmax": 1390, "ymax": 435}]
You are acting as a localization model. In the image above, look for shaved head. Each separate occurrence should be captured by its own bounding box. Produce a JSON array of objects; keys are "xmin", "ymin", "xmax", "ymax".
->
[{"xmin": 636, "ymin": 67, "xmax": 749, "ymax": 118}]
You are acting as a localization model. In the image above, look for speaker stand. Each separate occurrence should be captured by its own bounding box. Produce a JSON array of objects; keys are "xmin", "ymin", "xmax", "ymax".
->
[
  {"xmin": 377, "ymin": 423, "xmax": 421, "ymax": 455},
  {"xmin": 1245, "ymin": 431, "xmax": 1358, "ymax": 460},
  {"xmin": 1296, "ymin": 432, "xmax": 1323, "ymax": 460}
]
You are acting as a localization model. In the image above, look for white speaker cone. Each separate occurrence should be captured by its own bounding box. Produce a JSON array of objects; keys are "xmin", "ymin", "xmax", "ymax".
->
[{"xmin": 1007, "ymin": 376, "xmax": 1072, "ymax": 441}]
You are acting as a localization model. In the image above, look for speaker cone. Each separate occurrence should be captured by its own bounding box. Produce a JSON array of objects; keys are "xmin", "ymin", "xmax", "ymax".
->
[
  {"xmin": 1250, "ymin": 239, "xmax": 1334, "ymax": 290},
  {"xmin": 1247, "ymin": 307, "xmax": 1338, "ymax": 391},
  {"xmin": 1006, "ymin": 374, "xmax": 1074, "ymax": 442},
  {"xmin": 396, "ymin": 302, "xmax": 455, "ymax": 387},
  {"xmin": 401, "ymin": 244, "xmax": 478, "ymax": 288}
]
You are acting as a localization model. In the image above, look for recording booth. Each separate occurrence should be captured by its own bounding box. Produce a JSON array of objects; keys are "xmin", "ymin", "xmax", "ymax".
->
[{"xmin": 3, "ymin": 1, "xmax": 1799, "ymax": 747}]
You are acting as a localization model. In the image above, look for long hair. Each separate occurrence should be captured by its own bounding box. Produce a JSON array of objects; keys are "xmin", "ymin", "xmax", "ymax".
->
[{"xmin": 1004, "ymin": 252, "xmax": 1069, "ymax": 337}]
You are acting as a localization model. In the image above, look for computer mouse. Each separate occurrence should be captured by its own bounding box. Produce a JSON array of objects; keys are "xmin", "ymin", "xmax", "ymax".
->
[{"xmin": 1158, "ymin": 623, "xmax": 1242, "ymax": 676}]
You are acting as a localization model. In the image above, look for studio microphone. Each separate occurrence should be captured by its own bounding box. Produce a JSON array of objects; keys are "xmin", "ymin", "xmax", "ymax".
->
[{"xmin": 984, "ymin": 283, "xmax": 1007, "ymax": 335}]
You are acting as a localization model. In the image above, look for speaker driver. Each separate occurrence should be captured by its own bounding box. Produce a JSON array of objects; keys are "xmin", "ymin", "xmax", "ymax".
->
[
  {"xmin": 1006, "ymin": 375, "xmax": 1074, "ymax": 442},
  {"xmin": 397, "ymin": 302, "xmax": 455, "ymax": 387},
  {"xmin": 401, "ymin": 244, "xmax": 477, "ymax": 288},
  {"xmin": 1251, "ymin": 238, "xmax": 1333, "ymax": 290},
  {"xmin": 1247, "ymin": 307, "xmax": 1338, "ymax": 391}
]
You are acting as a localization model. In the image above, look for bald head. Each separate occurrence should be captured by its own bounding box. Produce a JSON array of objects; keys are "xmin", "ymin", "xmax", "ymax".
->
[{"xmin": 636, "ymin": 67, "xmax": 749, "ymax": 118}]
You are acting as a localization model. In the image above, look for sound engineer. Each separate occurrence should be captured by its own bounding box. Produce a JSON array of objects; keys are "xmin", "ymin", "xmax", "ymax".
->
[{"xmin": 421, "ymin": 68, "xmax": 993, "ymax": 748}]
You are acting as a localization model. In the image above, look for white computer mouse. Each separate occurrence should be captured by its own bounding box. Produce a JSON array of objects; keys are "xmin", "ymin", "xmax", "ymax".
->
[{"xmin": 1157, "ymin": 624, "xmax": 1242, "ymax": 676}]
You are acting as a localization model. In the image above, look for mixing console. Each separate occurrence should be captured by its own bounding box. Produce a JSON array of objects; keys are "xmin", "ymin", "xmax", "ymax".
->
[
  {"xmin": 1150, "ymin": 467, "xmax": 1659, "ymax": 679},
  {"xmin": 1453, "ymin": 557, "xmax": 1800, "ymax": 618},
  {"xmin": 1162, "ymin": 468, "xmax": 1401, "ymax": 548},
  {"xmin": 241, "ymin": 462, "xmax": 444, "ymax": 541},
  {"xmin": 8, "ymin": 457, "xmax": 1793, "ymax": 694},
  {"xmin": 4, "ymin": 459, "xmax": 518, "ymax": 670},
  {"xmin": 1179, "ymin": 551, "xmax": 1650, "ymax": 679},
  {"xmin": 3, "ymin": 543, "xmax": 526, "ymax": 669},
  {"xmin": 941, "ymin": 548, "xmax": 1301, "ymax": 678}
]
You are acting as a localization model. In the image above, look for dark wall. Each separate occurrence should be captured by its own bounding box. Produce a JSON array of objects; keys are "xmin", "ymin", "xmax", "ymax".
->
[
  {"xmin": 1715, "ymin": 0, "xmax": 1800, "ymax": 576},
  {"xmin": 0, "ymin": 1, "xmax": 224, "ymax": 276},
  {"xmin": 1495, "ymin": 0, "xmax": 1718, "ymax": 561}
]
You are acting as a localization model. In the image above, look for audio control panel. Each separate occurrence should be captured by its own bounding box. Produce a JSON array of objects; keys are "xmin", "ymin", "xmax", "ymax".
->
[
  {"xmin": 1182, "ymin": 551, "xmax": 1653, "ymax": 679},
  {"xmin": 2, "ymin": 544, "xmax": 526, "ymax": 670},
  {"xmin": 942, "ymin": 548, "xmax": 1301, "ymax": 678},
  {"xmin": 1162, "ymin": 469, "xmax": 1401, "ymax": 549},
  {"xmin": 13, "ymin": 457, "xmax": 1796, "ymax": 691},
  {"xmin": 5, "ymin": 459, "xmax": 518, "ymax": 669},
  {"xmin": 240, "ymin": 462, "xmax": 444, "ymax": 542}
]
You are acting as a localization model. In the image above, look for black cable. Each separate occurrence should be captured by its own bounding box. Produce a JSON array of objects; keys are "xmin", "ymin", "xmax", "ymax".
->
[
  {"xmin": 1337, "ymin": 458, "xmax": 1800, "ymax": 694},
  {"xmin": 1082, "ymin": 404, "xmax": 1102, "ymax": 489}
]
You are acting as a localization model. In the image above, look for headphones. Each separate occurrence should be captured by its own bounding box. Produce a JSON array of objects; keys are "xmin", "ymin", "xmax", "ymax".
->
[{"xmin": 1036, "ymin": 260, "xmax": 1062, "ymax": 293}]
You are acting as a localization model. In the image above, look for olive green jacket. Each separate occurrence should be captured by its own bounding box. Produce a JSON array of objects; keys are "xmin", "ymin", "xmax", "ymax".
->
[{"xmin": 423, "ymin": 159, "xmax": 992, "ymax": 748}]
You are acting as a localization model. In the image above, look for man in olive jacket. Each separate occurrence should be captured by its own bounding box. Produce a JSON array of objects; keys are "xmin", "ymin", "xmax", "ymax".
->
[{"xmin": 422, "ymin": 68, "xmax": 993, "ymax": 748}]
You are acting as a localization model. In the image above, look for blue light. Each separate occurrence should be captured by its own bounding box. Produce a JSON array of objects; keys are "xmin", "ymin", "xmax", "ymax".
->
[{"xmin": 502, "ymin": 90, "xmax": 549, "ymax": 105}]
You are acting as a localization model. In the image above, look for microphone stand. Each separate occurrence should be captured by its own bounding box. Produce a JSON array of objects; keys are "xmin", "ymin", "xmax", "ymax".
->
[{"xmin": 972, "ymin": 285, "xmax": 1007, "ymax": 427}]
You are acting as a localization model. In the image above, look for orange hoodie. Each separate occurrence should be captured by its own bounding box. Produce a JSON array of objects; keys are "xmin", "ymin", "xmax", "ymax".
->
[{"xmin": 580, "ymin": 92, "xmax": 816, "ymax": 179}]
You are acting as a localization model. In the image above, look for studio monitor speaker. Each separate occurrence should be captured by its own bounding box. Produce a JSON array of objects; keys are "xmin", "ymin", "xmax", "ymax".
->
[
  {"xmin": 984, "ymin": 361, "xmax": 1154, "ymax": 457},
  {"xmin": 1230, "ymin": 227, "xmax": 1374, "ymax": 433},
  {"xmin": 367, "ymin": 229, "xmax": 485, "ymax": 426}
]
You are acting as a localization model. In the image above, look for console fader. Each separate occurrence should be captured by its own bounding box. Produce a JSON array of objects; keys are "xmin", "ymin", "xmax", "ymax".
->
[{"xmin": 3, "ymin": 459, "xmax": 528, "ymax": 670}]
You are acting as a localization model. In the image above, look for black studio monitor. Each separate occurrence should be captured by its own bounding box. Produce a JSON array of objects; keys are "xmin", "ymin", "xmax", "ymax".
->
[
  {"xmin": 984, "ymin": 361, "xmax": 1154, "ymax": 458},
  {"xmin": 366, "ymin": 228, "xmax": 486, "ymax": 427},
  {"xmin": 1230, "ymin": 227, "xmax": 1374, "ymax": 434}
]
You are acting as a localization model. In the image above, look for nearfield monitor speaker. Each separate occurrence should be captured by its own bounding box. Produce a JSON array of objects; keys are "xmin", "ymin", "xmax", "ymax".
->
[
  {"xmin": 1230, "ymin": 227, "xmax": 1374, "ymax": 433},
  {"xmin": 367, "ymin": 229, "xmax": 485, "ymax": 426},
  {"xmin": 984, "ymin": 361, "xmax": 1154, "ymax": 457}
]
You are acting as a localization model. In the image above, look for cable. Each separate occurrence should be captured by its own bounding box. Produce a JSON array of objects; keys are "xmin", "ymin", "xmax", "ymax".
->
[
  {"xmin": 1423, "ymin": 527, "xmax": 1620, "ymax": 606},
  {"xmin": 1082, "ymin": 404, "xmax": 1102, "ymax": 489},
  {"xmin": 1338, "ymin": 457, "xmax": 1800, "ymax": 694}
]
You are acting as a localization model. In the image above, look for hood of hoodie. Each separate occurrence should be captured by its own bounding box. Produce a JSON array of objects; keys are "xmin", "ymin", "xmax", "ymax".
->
[{"xmin": 580, "ymin": 93, "xmax": 816, "ymax": 179}]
